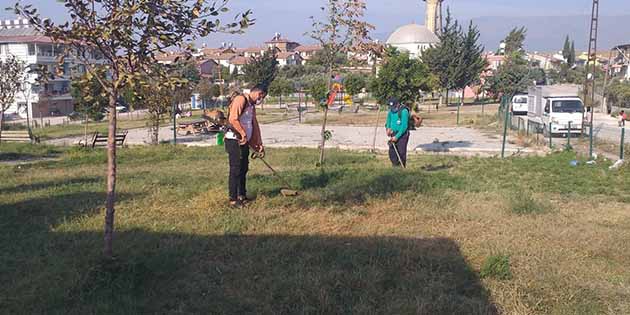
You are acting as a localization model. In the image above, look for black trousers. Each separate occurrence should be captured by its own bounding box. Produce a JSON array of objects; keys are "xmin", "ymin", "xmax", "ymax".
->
[
  {"xmin": 225, "ymin": 139, "xmax": 249, "ymax": 200},
  {"xmin": 389, "ymin": 131, "xmax": 409, "ymax": 167}
]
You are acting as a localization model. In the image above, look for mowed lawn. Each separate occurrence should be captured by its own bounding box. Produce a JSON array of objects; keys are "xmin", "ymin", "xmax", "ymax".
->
[{"xmin": 1, "ymin": 144, "xmax": 629, "ymax": 314}]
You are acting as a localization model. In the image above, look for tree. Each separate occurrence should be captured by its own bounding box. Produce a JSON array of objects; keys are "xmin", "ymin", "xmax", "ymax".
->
[
  {"xmin": 371, "ymin": 49, "xmax": 434, "ymax": 105},
  {"xmin": 503, "ymin": 26, "xmax": 527, "ymax": 55},
  {"xmin": 197, "ymin": 79, "xmax": 214, "ymax": 109},
  {"xmin": 132, "ymin": 71, "xmax": 174, "ymax": 145},
  {"xmin": 486, "ymin": 29, "xmax": 533, "ymax": 98},
  {"xmin": 307, "ymin": 0, "xmax": 374, "ymax": 166},
  {"xmin": 562, "ymin": 35, "xmax": 571, "ymax": 62},
  {"xmin": 307, "ymin": 77, "xmax": 328, "ymax": 104},
  {"xmin": 344, "ymin": 73, "xmax": 367, "ymax": 97},
  {"xmin": 14, "ymin": 0, "xmax": 252, "ymax": 258},
  {"xmin": 423, "ymin": 9, "xmax": 462, "ymax": 107},
  {"xmin": 242, "ymin": 48, "xmax": 279, "ymax": 90},
  {"xmin": 450, "ymin": 21, "xmax": 487, "ymax": 122},
  {"xmin": 269, "ymin": 77, "xmax": 294, "ymax": 106},
  {"xmin": 71, "ymin": 68, "xmax": 108, "ymax": 122},
  {"xmin": 0, "ymin": 55, "xmax": 26, "ymax": 143},
  {"xmin": 569, "ymin": 41, "xmax": 576, "ymax": 66}
]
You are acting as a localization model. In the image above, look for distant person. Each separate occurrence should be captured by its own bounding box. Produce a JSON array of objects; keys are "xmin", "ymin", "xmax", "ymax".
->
[
  {"xmin": 619, "ymin": 110, "xmax": 627, "ymax": 127},
  {"xmin": 224, "ymin": 85, "xmax": 267, "ymax": 207},
  {"xmin": 385, "ymin": 98, "xmax": 410, "ymax": 167}
]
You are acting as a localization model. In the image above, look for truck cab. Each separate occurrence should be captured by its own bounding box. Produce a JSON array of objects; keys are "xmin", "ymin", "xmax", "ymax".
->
[
  {"xmin": 511, "ymin": 94, "xmax": 528, "ymax": 116},
  {"xmin": 542, "ymin": 97, "xmax": 584, "ymax": 136}
]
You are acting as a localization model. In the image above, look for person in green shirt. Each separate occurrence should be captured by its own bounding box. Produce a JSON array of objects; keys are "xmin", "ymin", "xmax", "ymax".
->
[{"xmin": 385, "ymin": 98, "xmax": 410, "ymax": 167}]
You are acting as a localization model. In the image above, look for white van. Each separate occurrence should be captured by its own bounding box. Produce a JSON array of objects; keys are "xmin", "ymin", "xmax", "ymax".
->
[{"xmin": 511, "ymin": 94, "xmax": 528, "ymax": 116}]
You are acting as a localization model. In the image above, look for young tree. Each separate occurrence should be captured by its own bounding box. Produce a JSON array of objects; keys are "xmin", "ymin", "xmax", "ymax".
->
[
  {"xmin": 242, "ymin": 48, "xmax": 279, "ymax": 90},
  {"xmin": 197, "ymin": 79, "xmax": 214, "ymax": 109},
  {"xmin": 14, "ymin": 0, "xmax": 252, "ymax": 258},
  {"xmin": 343, "ymin": 73, "xmax": 367, "ymax": 98},
  {"xmin": 0, "ymin": 55, "xmax": 26, "ymax": 143},
  {"xmin": 307, "ymin": 0, "xmax": 374, "ymax": 166}
]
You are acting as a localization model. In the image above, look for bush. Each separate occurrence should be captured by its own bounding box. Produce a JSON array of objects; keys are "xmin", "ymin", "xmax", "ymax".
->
[
  {"xmin": 508, "ymin": 192, "xmax": 548, "ymax": 215},
  {"xmin": 480, "ymin": 254, "xmax": 512, "ymax": 280}
]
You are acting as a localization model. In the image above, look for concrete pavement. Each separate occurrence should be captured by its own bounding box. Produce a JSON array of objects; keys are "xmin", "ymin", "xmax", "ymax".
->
[{"xmin": 48, "ymin": 123, "xmax": 534, "ymax": 157}]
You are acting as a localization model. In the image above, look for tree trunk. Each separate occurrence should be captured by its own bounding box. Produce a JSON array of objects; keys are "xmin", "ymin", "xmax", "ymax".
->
[
  {"xmin": 84, "ymin": 113, "xmax": 89, "ymax": 146},
  {"xmin": 152, "ymin": 113, "xmax": 160, "ymax": 145},
  {"xmin": 104, "ymin": 92, "xmax": 118, "ymax": 259},
  {"xmin": 319, "ymin": 68, "xmax": 334, "ymax": 166},
  {"xmin": 0, "ymin": 109, "xmax": 4, "ymax": 145},
  {"xmin": 445, "ymin": 88, "xmax": 450, "ymax": 107}
]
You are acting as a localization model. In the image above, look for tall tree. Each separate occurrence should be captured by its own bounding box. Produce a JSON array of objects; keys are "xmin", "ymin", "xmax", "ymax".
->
[
  {"xmin": 562, "ymin": 35, "xmax": 571, "ymax": 62},
  {"xmin": 452, "ymin": 22, "xmax": 487, "ymax": 112},
  {"xmin": 242, "ymin": 48, "xmax": 279, "ymax": 90},
  {"xmin": 307, "ymin": 0, "xmax": 374, "ymax": 166},
  {"xmin": 14, "ymin": 0, "xmax": 252, "ymax": 258},
  {"xmin": 487, "ymin": 28, "xmax": 533, "ymax": 98},
  {"xmin": 569, "ymin": 41, "xmax": 576, "ymax": 66},
  {"xmin": 0, "ymin": 55, "xmax": 26, "ymax": 143},
  {"xmin": 503, "ymin": 26, "xmax": 527, "ymax": 55},
  {"xmin": 423, "ymin": 9, "xmax": 463, "ymax": 107}
]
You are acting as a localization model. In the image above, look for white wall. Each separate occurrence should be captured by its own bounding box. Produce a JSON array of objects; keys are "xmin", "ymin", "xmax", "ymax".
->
[{"xmin": 390, "ymin": 43, "xmax": 432, "ymax": 59}]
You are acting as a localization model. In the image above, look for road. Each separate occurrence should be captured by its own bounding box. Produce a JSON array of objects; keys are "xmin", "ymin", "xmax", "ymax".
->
[{"xmin": 48, "ymin": 122, "xmax": 535, "ymax": 156}]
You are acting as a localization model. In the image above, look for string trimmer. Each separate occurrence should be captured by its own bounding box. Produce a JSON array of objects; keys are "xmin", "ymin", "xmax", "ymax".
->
[
  {"xmin": 250, "ymin": 150, "xmax": 299, "ymax": 197},
  {"xmin": 390, "ymin": 141, "xmax": 406, "ymax": 169}
]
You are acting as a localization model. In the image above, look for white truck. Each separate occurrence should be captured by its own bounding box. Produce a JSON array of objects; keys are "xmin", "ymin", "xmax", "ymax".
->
[
  {"xmin": 511, "ymin": 94, "xmax": 528, "ymax": 116},
  {"xmin": 527, "ymin": 85, "xmax": 584, "ymax": 136}
]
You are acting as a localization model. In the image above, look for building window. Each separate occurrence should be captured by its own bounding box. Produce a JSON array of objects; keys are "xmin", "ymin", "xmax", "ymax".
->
[
  {"xmin": 0, "ymin": 44, "xmax": 7, "ymax": 55},
  {"xmin": 28, "ymin": 44, "xmax": 36, "ymax": 56}
]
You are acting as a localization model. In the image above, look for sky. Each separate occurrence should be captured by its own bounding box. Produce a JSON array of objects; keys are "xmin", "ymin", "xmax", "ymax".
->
[{"xmin": 1, "ymin": 0, "xmax": 629, "ymax": 51}]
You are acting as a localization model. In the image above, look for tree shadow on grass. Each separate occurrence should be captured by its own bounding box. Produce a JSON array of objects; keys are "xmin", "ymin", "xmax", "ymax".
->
[
  {"xmin": 3, "ymin": 230, "xmax": 499, "ymax": 315},
  {"xmin": 0, "ymin": 176, "xmax": 102, "ymax": 194}
]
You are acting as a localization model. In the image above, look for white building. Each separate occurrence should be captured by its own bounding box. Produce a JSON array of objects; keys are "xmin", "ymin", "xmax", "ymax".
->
[
  {"xmin": 0, "ymin": 19, "xmax": 100, "ymax": 119},
  {"xmin": 386, "ymin": 24, "xmax": 439, "ymax": 59}
]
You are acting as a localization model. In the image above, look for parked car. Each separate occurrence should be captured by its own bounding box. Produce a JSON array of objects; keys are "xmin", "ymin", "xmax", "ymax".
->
[{"xmin": 511, "ymin": 94, "xmax": 528, "ymax": 116}]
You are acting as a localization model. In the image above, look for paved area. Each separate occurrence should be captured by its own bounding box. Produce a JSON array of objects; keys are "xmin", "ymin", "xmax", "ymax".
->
[{"xmin": 48, "ymin": 123, "xmax": 533, "ymax": 156}]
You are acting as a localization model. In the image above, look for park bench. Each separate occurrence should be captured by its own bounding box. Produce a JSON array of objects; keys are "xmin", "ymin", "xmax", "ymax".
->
[
  {"xmin": 0, "ymin": 130, "xmax": 39, "ymax": 143},
  {"xmin": 81, "ymin": 130, "xmax": 128, "ymax": 148}
]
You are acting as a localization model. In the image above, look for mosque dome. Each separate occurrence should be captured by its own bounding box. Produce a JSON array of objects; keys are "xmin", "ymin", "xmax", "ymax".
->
[{"xmin": 386, "ymin": 24, "xmax": 439, "ymax": 45}]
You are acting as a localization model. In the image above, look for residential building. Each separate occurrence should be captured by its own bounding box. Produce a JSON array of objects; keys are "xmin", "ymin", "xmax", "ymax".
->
[
  {"xmin": 265, "ymin": 33, "xmax": 300, "ymax": 52},
  {"xmin": 612, "ymin": 44, "xmax": 630, "ymax": 80},
  {"xmin": 276, "ymin": 52, "xmax": 303, "ymax": 67},
  {"xmin": 295, "ymin": 44, "xmax": 323, "ymax": 63},
  {"xmin": 0, "ymin": 18, "xmax": 100, "ymax": 119}
]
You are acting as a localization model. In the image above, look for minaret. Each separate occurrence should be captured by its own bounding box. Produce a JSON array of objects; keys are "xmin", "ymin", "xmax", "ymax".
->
[{"xmin": 423, "ymin": 0, "xmax": 444, "ymax": 35}]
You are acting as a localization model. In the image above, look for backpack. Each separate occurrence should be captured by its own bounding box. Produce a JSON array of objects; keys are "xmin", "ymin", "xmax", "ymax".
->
[{"xmin": 398, "ymin": 106, "xmax": 423, "ymax": 131}]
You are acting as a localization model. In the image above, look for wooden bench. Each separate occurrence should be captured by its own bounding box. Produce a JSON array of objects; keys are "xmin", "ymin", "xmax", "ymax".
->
[
  {"xmin": 0, "ymin": 130, "xmax": 38, "ymax": 143},
  {"xmin": 81, "ymin": 130, "xmax": 128, "ymax": 148}
]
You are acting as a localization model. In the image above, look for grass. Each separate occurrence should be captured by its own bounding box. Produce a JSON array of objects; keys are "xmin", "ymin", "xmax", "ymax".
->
[{"xmin": 1, "ymin": 144, "xmax": 630, "ymax": 314}]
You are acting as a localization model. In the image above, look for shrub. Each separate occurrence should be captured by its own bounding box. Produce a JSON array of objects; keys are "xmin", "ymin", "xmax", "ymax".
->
[{"xmin": 480, "ymin": 254, "xmax": 512, "ymax": 280}]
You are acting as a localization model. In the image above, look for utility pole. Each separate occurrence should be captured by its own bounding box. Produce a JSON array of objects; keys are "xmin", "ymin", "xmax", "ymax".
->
[{"xmin": 583, "ymin": 0, "xmax": 600, "ymax": 160}]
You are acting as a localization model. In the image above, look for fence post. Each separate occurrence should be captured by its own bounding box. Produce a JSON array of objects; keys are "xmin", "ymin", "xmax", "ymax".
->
[
  {"xmin": 549, "ymin": 122, "xmax": 553, "ymax": 150},
  {"xmin": 501, "ymin": 96, "xmax": 510, "ymax": 158},
  {"xmin": 566, "ymin": 121, "xmax": 572, "ymax": 150},
  {"xmin": 621, "ymin": 126, "xmax": 626, "ymax": 160}
]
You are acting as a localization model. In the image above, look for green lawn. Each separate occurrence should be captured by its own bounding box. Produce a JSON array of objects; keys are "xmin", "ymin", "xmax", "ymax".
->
[{"xmin": 1, "ymin": 144, "xmax": 629, "ymax": 314}]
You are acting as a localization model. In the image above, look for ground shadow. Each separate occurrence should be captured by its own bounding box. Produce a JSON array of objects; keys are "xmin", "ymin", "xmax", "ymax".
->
[
  {"xmin": 417, "ymin": 140, "xmax": 473, "ymax": 153},
  {"xmin": 3, "ymin": 230, "xmax": 499, "ymax": 315},
  {"xmin": 0, "ymin": 176, "xmax": 102, "ymax": 194}
]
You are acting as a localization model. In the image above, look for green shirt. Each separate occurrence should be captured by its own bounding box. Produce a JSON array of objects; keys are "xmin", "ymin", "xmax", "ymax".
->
[{"xmin": 385, "ymin": 108, "xmax": 409, "ymax": 140}]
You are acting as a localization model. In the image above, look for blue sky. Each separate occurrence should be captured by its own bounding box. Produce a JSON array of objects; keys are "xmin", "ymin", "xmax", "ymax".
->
[{"xmin": 1, "ymin": 0, "xmax": 629, "ymax": 50}]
